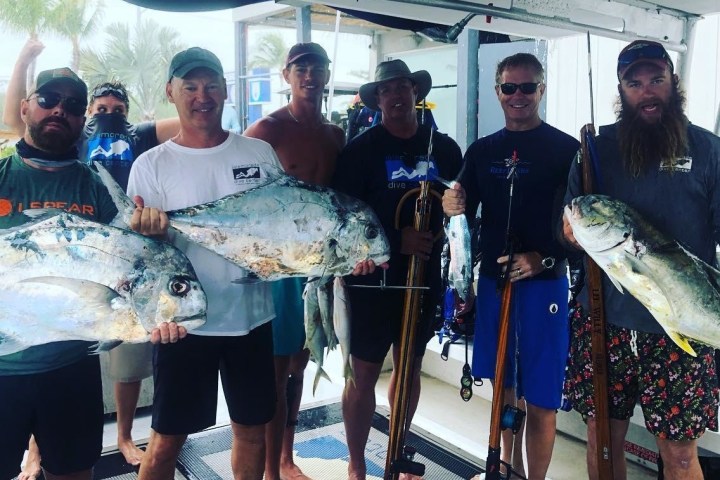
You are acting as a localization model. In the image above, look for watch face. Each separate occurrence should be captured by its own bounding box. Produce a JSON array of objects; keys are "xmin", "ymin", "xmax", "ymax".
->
[{"xmin": 543, "ymin": 257, "xmax": 555, "ymax": 269}]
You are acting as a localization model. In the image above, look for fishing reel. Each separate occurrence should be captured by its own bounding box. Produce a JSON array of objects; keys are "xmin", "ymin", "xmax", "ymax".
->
[{"xmin": 501, "ymin": 404, "xmax": 526, "ymax": 433}]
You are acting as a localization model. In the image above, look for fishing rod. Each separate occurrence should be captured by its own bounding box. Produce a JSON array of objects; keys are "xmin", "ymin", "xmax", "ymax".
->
[
  {"xmin": 384, "ymin": 125, "xmax": 437, "ymax": 480},
  {"xmin": 484, "ymin": 154, "xmax": 526, "ymax": 480},
  {"xmin": 582, "ymin": 31, "xmax": 613, "ymax": 479}
]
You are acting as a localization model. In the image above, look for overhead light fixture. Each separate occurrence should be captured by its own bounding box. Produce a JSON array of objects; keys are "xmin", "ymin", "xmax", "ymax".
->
[{"xmin": 417, "ymin": 13, "xmax": 477, "ymax": 43}]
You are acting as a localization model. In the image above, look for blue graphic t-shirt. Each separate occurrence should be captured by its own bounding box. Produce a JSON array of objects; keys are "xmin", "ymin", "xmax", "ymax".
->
[
  {"xmin": 333, "ymin": 124, "xmax": 462, "ymax": 292},
  {"xmin": 80, "ymin": 114, "xmax": 159, "ymax": 190}
]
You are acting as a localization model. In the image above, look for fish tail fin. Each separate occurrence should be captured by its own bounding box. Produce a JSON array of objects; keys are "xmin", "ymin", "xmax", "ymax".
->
[
  {"xmin": 344, "ymin": 361, "xmax": 355, "ymax": 387},
  {"xmin": 312, "ymin": 365, "xmax": 332, "ymax": 396},
  {"xmin": 667, "ymin": 330, "xmax": 697, "ymax": 357}
]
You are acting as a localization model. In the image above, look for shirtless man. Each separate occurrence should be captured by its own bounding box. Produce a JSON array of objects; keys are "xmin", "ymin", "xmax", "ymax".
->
[{"xmin": 244, "ymin": 42, "xmax": 345, "ymax": 480}]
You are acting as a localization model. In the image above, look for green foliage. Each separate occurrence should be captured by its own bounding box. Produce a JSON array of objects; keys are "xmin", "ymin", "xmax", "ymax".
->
[
  {"xmin": 79, "ymin": 19, "xmax": 186, "ymax": 122},
  {"xmin": 248, "ymin": 32, "xmax": 288, "ymax": 72},
  {"xmin": 0, "ymin": 0, "xmax": 55, "ymax": 37},
  {"xmin": 47, "ymin": 0, "xmax": 105, "ymax": 71}
]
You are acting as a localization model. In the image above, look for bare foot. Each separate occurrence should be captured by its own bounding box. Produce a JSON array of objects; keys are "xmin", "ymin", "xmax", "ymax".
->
[
  {"xmin": 18, "ymin": 449, "xmax": 41, "ymax": 480},
  {"xmin": 280, "ymin": 462, "xmax": 312, "ymax": 479},
  {"xmin": 398, "ymin": 474, "xmax": 423, "ymax": 480},
  {"xmin": 118, "ymin": 439, "xmax": 145, "ymax": 466},
  {"xmin": 347, "ymin": 468, "xmax": 366, "ymax": 480}
]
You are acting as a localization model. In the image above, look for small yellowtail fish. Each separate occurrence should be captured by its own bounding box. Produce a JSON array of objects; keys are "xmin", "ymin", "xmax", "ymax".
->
[
  {"xmin": 333, "ymin": 276, "xmax": 354, "ymax": 385},
  {"xmin": 303, "ymin": 278, "xmax": 331, "ymax": 394}
]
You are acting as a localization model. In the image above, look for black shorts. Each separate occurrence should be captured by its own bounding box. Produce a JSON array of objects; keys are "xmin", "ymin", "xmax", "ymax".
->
[
  {"xmin": 348, "ymin": 287, "xmax": 436, "ymax": 364},
  {"xmin": 0, "ymin": 355, "xmax": 103, "ymax": 479},
  {"xmin": 151, "ymin": 321, "xmax": 277, "ymax": 435}
]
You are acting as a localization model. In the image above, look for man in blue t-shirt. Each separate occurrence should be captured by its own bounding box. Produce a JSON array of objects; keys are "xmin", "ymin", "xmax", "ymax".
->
[{"xmin": 443, "ymin": 53, "xmax": 579, "ymax": 480}]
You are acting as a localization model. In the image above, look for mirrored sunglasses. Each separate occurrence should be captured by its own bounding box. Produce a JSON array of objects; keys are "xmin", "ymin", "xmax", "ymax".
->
[
  {"xmin": 617, "ymin": 43, "xmax": 672, "ymax": 71},
  {"xmin": 92, "ymin": 85, "xmax": 129, "ymax": 103},
  {"xmin": 498, "ymin": 82, "xmax": 540, "ymax": 95},
  {"xmin": 30, "ymin": 92, "xmax": 86, "ymax": 116}
]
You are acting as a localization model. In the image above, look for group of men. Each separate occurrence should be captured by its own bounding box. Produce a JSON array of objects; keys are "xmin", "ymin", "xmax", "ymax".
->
[{"xmin": 0, "ymin": 34, "xmax": 719, "ymax": 480}]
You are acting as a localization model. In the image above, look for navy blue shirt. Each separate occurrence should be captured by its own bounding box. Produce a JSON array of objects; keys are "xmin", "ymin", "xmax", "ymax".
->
[{"xmin": 464, "ymin": 122, "xmax": 579, "ymax": 280}]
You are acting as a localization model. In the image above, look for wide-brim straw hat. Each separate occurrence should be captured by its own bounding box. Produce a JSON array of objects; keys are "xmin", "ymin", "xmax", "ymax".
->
[{"xmin": 359, "ymin": 59, "xmax": 432, "ymax": 111}]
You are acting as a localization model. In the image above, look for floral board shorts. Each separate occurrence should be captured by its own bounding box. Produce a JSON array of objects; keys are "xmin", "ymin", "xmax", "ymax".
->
[{"xmin": 564, "ymin": 303, "xmax": 719, "ymax": 441}]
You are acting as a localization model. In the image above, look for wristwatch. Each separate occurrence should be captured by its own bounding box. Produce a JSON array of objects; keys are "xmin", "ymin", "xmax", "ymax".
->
[{"xmin": 541, "ymin": 256, "xmax": 556, "ymax": 269}]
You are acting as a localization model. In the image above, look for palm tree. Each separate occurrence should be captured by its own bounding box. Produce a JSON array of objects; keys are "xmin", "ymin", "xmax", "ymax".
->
[
  {"xmin": 0, "ymin": 0, "xmax": 57, "ymax": 90},
  {"xmin": 248, "ymin": 32, "xmax": 288, "ymax": 81},
  {"xmin": 48, "ymin": 0, "xmax": 105, "ymax": 72},
  {"xmin": 79, "ymin": 18, "xmax": 185, "ymax": 121}
]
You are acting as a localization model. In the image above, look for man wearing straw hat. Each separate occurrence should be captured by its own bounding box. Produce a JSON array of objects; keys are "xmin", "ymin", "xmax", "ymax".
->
[{"xmin": 334, "ymin": 59, "xmax": 462, "ymax": 480}]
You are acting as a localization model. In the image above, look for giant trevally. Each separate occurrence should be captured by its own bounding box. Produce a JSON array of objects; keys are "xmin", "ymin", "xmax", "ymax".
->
[
  {"xmin": 96, "ymin": 162, "xmax": 390, "ymax": 281},
  {"xmin": 0, "ymin": 210, "xmax": 207, "ymax": 355},
  {"xmin": 565, "ymin": 194, "xmax": 720, "ymax": 356}
]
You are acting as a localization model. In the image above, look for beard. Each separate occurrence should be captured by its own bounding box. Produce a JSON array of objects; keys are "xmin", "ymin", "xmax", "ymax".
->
[
  {"xmin": 28, "ymin": 116, "xmax": 80, "ymax": 154},
  {"xmin": 615, "ymin": 86, "xmax": 688, "ymax": 177}
]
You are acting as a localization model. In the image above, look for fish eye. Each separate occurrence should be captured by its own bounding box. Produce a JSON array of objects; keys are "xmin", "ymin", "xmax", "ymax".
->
[
  {"xmin": 169, "ymin": 278, "xmax": 191, "ymax": 297},
  {"xmin": 364, "ymin": 226, "xmax": 378, "ymax": 239},
  {"xmin": 328, "ymin": 238, "xmax": 338, "ymax": 248}
]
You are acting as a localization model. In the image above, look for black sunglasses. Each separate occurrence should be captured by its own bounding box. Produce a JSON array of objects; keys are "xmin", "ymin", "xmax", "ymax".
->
[
  {"xmin": 498, "ymin": 82, "xmax": 540, "ymax": 95},
  {"xmin": 30, "ymin": 92, "xmax": 86, "ymax": 116},
  {"xmin": 92, "ymin": 85, "xmax": 129, "ymax": 103}
]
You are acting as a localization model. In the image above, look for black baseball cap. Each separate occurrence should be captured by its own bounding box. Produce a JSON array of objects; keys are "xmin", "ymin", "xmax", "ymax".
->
[
  {"xmin": 285, "ymin": 42, "xmax": 331, "ymax": 68},
  {"xmin": 33, "ymin": 67, "xmax": 88, "ymax": 100},
  {"xmin": 617, "ymin": 40, "xmax": 674, "ymax": 80},
  {"xmin": 168, "ymin": 47, "xmax": 224, "ymax": 81}
]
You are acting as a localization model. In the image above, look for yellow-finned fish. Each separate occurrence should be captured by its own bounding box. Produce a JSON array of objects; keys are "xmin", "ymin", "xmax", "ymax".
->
[{"xmin": 566, "ymin": 194, "xmax": 720, "ymax": 356}]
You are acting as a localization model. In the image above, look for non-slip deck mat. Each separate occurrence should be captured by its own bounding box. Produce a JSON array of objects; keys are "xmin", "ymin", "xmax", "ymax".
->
[
  {"xmin": 22, "ymin": 402, "xmax": 483, "ymax": 479},
  {"xmin": 176, "ymin": 402, "xmax": 482, "ymax": 479}
]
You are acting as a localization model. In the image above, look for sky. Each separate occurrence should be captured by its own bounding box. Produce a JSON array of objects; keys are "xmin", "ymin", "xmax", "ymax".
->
[{"xmin": 0, "ymin": 0, "xmax": 372, "ymax": 92}]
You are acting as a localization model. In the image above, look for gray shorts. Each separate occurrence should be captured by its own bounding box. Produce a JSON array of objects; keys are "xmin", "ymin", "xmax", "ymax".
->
[{"xmin": 106, "ymin": 342, "xmax": 153, "ymax": 383}]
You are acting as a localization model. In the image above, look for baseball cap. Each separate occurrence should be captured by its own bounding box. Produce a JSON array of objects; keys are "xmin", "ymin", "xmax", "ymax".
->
[
  {"xmin": 168, "ymin": 47, "xmax": 224, "ymax": 81},
  {"xmin": 285, "ymin": 42, "xmax": 331, "ymax": 68},
  {"xmin": 617, "ymin": 40, "xmax": 674, "ymax": 80},
  {"xmin": 33, "ymin": 67, "xmax": 88, "ymax": 100}
]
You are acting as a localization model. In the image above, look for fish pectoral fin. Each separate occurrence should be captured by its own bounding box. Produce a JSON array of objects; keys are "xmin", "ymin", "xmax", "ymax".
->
[
  {"xmin": 20, "ymin": 277, "xmax": 120, "ymax": 310},
  {"xmin": 666, "ymin": 330, "xmax": 697, "ymax": 357}
]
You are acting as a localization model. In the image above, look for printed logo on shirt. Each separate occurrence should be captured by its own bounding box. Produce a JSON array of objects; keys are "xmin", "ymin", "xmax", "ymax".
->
[
  {"xmin": 489, "ymin": 151, "xmax": 530, "ymax": 179},
  {"xmin": 233, "ymin": 165, "xmax": 263, "ymax": 184},
  {"xmin": 0, "ymin": 198, "xmax": 95, "ymax": 217},
  {"xmin": 659, "ymin": 156, "xmax": 692, "ymax": 173},
  {"xmin": 385, "ymin": 155, "xmax": 437, "ymax": 186},
  {"xmin": 87, "ymin": 136, "xmax": 134, "ymax": 162}
]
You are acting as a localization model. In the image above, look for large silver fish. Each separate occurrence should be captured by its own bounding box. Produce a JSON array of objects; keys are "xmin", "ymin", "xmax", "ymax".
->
[
  {"xmin": 96, "ymin": 163, "xmax": 390, "ymax": 281},
  {"xmin": 566, "ymin": 194, "xmax": 720, "ymax": 356},
  {"xmin": 0, "ymin": 210, "xmax": 207, "ymax": 355}
]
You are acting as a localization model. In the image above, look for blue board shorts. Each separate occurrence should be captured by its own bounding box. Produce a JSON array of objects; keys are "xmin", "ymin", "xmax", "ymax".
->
[
  {"xmin": 271, "ymin": 277, "xmax": 306, "ymax": 356},
  {"xmin": 473, "ymin": 274, "xmax": 569, "ymax": 410}
]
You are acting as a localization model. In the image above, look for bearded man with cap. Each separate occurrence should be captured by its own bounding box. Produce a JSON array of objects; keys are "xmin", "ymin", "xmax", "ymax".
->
[
  {"xmin": 0, "ymin": 67, "xmax": 118, "ymax": 480},
  {"xmin": 127, "ymin": 47, "xmax": 283, "ymax": 480},
  {"xmin": 245, "ymin": 41, "xmax": 346, "ymax": 480},
  {"xmin": 333, "ymin": 59, "xmax": 462, "ymax": 480},
  {"xmin": 562, "ymin": 40, "xmax": 720, "ymax": 480}
]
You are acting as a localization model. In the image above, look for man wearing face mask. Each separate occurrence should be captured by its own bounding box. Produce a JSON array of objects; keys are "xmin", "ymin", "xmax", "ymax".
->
[{"xmin": 3, "ymin": 40, "xmax": 181, "ymax": 475}]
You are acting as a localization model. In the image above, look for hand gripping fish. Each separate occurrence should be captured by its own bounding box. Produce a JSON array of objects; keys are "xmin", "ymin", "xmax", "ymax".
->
[
  {"xmin": 566, "ymin": 194, "xmax": 720, "ymax": 356},
  {"xmin": 95, "ymin": 162, "xmax": 390, "ymax": 281},
  {"xmin": 0, "ymin": 210, "xmax": 207, "ymax": 355}
]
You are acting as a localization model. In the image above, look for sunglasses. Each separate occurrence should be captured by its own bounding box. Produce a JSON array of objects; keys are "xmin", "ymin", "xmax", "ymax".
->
[
  {"xmin": 617, "ymin": 43, "xmax": 673, "ymax": 72},
  {"xmin": 92, "ymin": 85, "xmax": 129, "ymax": 103},
  {"xmin": 498, "ymin": 82, "xmax": 540, "ymax": 95},
  {"xmin": 29, "ymin": 92, "xmax": 86, "ymax": 116}
]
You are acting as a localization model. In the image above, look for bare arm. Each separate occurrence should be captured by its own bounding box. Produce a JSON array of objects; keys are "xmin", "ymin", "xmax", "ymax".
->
[
  {"xmin": 3, "ymin": 38, "xmax": 44, "ymax": 135},
  {"xmin": 154, "ymin": 117, "xmax": 181, "ymax": 143}
]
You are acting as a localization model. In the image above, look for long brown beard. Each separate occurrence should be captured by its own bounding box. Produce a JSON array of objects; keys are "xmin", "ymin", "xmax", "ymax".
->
[{"xmin": 615, "ymin": 86, "xmax": 688, "ymax": 176}]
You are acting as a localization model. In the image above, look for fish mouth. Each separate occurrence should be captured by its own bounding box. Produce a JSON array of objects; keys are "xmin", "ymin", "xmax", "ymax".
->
[{"xmin": 174, "ymin": 315, "xmax": 206, "ymax": 331}]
